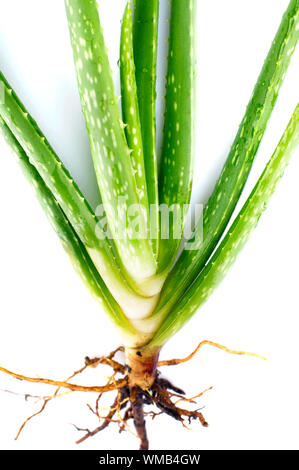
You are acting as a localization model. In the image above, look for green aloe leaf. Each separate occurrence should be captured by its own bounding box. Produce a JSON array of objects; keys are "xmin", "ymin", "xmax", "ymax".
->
[
  {"xmin": 149, "ymin": 103, "xmax": 299, "ymax": 348},
  {"xmin": 65, "ymin": 0, "xmax": 157, "ymax": 285},
  {"xmin": 0, "ymin": 115, "xmax": 139, "ymax": 344},
  {"xmin": 0, "ymin": 71, "xmax": 158, "ymax": 322},
  {"xmin": 157, "ymin": 0, "xmax": 299, "ymax": 315},
  {"xmin": 0, "ymin": 71, "xmax": 97, "ymax": 250},
  {"xmin": 158, "ymin": 0, "xmax": 197, "ymax": 272},
  {"xmin": 133, "ymin": 0, "xmax": 160, "ymax": 257},
  {"xmin": 120, "ymin": 3, "xmax": 152, "ymax": 254}
]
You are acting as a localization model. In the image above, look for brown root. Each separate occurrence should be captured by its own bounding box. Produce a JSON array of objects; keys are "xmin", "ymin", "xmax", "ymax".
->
[
  {"xmin": 0, "ymin": 364, "xmax": 127, "ymax": 394},
  {"xmin": 130, "ymin": 387, "xmax": 149, "ymax": 450},
  {"xmin": 0, "ymin": 339, "xmax": 265, "ymax": 449}
]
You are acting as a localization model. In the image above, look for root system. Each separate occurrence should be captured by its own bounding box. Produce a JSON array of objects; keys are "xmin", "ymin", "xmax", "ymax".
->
[{"xmin": 0, "ymin": 341, "xmax": 265, "ymax": 450}]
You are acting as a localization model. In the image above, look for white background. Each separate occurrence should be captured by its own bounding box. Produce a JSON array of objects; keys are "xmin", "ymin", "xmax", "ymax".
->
[{"xmin": 0, "ymin": 0, "xmax": 298, "ymax": 450}]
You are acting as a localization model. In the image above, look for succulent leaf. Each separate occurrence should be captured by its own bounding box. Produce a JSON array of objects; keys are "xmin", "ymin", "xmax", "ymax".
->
[
  {"xmin": 133, "ymin": 0, "xmax": 160, "ymax": 257},
  {"xmin": 158, "ymin": 0, "xmax": 197, "ymax": 272},
  {"xmin": 64, "ymin": 0, "xmax": 157, "ymax": 284},
  {"xmin": 120, "ymin": 3, "xmax": 152, "ymax": 253}
]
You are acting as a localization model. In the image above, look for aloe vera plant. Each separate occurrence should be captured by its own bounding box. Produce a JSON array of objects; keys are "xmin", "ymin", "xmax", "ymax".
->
[{"xmin": 0, "ymin": 0, "xmax": 298, "ymax": 450}]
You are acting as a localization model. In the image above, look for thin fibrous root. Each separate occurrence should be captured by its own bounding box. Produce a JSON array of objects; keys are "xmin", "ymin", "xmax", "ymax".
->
[
  {"xmin": 119, "ymin": 406, "xmax": 133, "ymax": 433},
  {"xmin": 173, "ymin": 387, "xmax": 213, "ymax": 406},
  {"xmin": 0, "ymin": 365, "xmax": 127, "ymax": 393},
  {"xmin": 76, "ymin": 395, "xmax": 119, "ymax": 444},
  {"xmin": 84, "ymin": 346, "xmax": 125, "ymax": 374},
  {"xmin": 158, "ymin": 339, "xmax": 267, "ymax": 367},
  {"xmin": 15, "ymin": 398, "xmax": 49, "ymax": 440}
]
